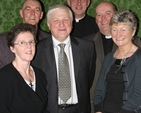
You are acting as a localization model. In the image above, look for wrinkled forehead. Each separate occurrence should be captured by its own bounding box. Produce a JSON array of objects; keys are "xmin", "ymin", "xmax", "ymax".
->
[
  {"xmin": 96, "ymin": 3, "xmax": 114, "ymax": 13},
  {"xmin": 71, "ymin": 0, "xmax": 89, "ymax": 2},
  {"xmin": 47, "ymin": 8, "xmax": 73, "ymax": 21},
  {"xmin": 23, "ymin": 0, "xmax": 42, "ymax": 9}
]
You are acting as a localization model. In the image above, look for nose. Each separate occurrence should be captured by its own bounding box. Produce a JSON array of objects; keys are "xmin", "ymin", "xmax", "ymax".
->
[
  {"xmin": 30, "ymin": 9, "xmax": 35, "ymax": 15},
  {"xmin": 26, "ymin": 42, "xmax": 32, "ymax": 48},
  {"xmin": 117, "ymin": 31, "xmax": 122, "ymax": 38},
  {"xmin": 59, "ymin": 20, "xmax": 65, "ymax": 27},
  {"xmin": 101, "ymin": 15, "xmax": 106, "ymax": 20},
  {"xmin": 77, "ymin": 0, "xmax": 81, "ymax": 5}
]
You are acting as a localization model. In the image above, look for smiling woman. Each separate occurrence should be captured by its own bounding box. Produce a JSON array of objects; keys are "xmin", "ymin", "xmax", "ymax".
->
[
  {"xmin": 0, "ymin": 23, "xmax": 48, "ymax": 113},
  {"xmin": 93, "ymin": 10, "xmax": 141, "ymax": 113}
]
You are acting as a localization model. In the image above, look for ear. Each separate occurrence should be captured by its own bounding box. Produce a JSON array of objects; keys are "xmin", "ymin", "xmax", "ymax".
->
[
  {"xmin": 47, "ymin": 22, "xmax": 50, "ymax": 30},
  {"xmin": 67, "ymin": 0, "xmax": 70, "ymax": 6},
  {"xmin": 87, "ymin": 0, "xmax": 90, "ymax": 7},
  {"xmin": 132, "ymin": 27, "xmax": 136, "ymax": 36},
  {"xmin": 10, "ymin": 46, "xmax": 15, "ymax": 53},
  {"xmin": 39, "ymin": 11, "xmax": 43, "ymax": 20},
  {"xmin": 19, "ymin": 9, "xmax": 23, "ymax": 18}
]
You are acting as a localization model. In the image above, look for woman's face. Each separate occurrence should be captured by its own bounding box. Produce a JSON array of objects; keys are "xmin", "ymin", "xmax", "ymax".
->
[
  {"xmin": 10, "ymin": 31, "xmax": 35, "ymax": 62},
  {"xmin": 111, "ymin": 23, "xmax": 135, "ymax": 47}
]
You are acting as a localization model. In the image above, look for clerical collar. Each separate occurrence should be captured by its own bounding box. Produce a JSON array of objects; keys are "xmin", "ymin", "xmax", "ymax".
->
[
  {"xmin": 75, "ymin": 14, "xmax": 85, "ymax": 22},
  {"xmin": 105, "ymin": 35, "xmax": 112, "ymax": 39}
]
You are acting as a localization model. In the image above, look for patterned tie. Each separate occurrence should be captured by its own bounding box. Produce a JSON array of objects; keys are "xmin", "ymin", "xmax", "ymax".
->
[{"xmin": 58, "ymin": 43, "xmax": 71, "ymax": 103}]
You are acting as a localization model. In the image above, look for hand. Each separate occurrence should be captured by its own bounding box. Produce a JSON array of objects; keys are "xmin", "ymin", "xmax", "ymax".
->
[{"xmin": 96, "ymin": 112, "xmax": 102, "ymax": 113}]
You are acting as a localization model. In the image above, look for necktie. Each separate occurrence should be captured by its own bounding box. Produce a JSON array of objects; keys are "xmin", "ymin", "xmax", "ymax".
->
[{"xmin": 58, "ymin": 43, "xmax": 71, "ymax": 103}]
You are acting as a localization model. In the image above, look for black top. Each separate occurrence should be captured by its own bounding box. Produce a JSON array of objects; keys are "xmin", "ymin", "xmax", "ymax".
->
[
  {"xmin": 104, "ymin": 59, "xmax": 125, "ymax": 113},
  {"xmin": 71, "ymin": 14, "xmax": 99, "ymax": 38},
  {"xmin": 0, "ymin": 63, "xmax": 48, "ymax": 113},
  {"xmin": 102, "ymin": 34, "xmax": 114, "ymax": 56}
]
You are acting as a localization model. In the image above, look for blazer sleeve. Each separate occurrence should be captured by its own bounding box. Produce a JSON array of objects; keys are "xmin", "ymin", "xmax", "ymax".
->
[
  {"xmin": 120, "ymin": 52, "xmax": 141, "ymax": 113},
  {"xmin": 88, "ymin": 42, "xmax": 96, "ymax": 88},
  {"xmin": 0, "ymin": 70, "xmax": 13, "ymax": 113}
]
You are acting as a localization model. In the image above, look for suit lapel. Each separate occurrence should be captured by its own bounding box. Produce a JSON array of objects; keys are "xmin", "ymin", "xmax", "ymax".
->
[
  {"xmin": 71, "ymin": 37, "xmax": 80, "ymax": 80},
  {"xmin": 44, "ymin": 37, "xmax": 57, "ymax": 81},
  {"xmin": 94, "ymin": 32, "xmax": 105, "ymax": 62}
]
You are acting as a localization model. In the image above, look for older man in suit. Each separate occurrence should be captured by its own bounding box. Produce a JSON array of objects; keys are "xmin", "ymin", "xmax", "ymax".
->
[
  {"xmin": 0, "ymin": 0, "xmax": 50, "ymax": 69},
  {"xmin": 32, "ymin": 4, "xmax": 96, "ymax": 113},
  {"xmin": 85, "ymin": 1, "xmax": 141, "ymax": 113}
]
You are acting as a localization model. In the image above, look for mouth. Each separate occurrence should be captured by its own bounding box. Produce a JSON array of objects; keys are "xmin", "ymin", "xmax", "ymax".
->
[
  {"xmin": 116, "ymin": 38, "xmax": 125, "ymax": 41},
  {"xmin": 25, "ymin": 51, "xmax": 32, "ymax": 54},
  {"xmin": 30, "ymin": 18, "xmax": 35, "ymax": 20},
  {"xmin": 75, "ymin": 6, "xmax": 82, "ymax": 10},
  {"xmin": 102, "ymin": 22, "xmax": 108, "ymax": 25},
  {"xmin": 59, "ymin": 28, "xmax": 66, "ymax": 31}
]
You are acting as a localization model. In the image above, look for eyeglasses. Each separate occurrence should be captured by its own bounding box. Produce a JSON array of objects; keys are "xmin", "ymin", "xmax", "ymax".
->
[{"xmin": 14, "ymin": 40, "xmax": 36, "ymax": 47}]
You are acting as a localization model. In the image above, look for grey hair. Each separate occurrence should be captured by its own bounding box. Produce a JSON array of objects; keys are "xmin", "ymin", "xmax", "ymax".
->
[
  {"xmin": 21, "ymin": 0, "xmax": 42, "ymax": 11},
  {"xmin": 110, "ymin": 9, "xmax": 137, "ymax": 31},
  {"xmin": 46, "ymin": 4, "xmax": 73, "ymax": 22}
]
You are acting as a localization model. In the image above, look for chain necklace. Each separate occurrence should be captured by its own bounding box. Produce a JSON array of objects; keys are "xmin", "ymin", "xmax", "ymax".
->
[{"xmin": 115, "ymin": 45, "xmax": 132, "ymax": 73}]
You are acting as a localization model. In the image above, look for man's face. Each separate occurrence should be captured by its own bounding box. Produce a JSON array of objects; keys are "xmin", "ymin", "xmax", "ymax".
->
[
  {"xmin": 67, "ymin": 0, "xmax": 90, "ymax": 18},
  {"xmin": 47, "ymin": 9, "xmax": 72, "ymax": 42},
  {"xmin": 20, "ymin": 0, "xmax": 43, "ymax": 26},
  {"xmin": 95, "ymin": 2, "xmax": 115, "ymax": 35}
]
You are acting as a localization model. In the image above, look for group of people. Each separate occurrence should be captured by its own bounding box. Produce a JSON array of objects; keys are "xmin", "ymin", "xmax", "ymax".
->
[{"xmin": 0, "ymin": 0, "xmax": 141, "ymax": 113}]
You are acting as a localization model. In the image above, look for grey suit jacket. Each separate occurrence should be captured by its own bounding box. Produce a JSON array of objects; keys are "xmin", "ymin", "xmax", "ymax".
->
[
  {"xmin": 0, "ymin": 29, "xmax": 50, "ymax": 69},
  {"xmin": 32, "ymin": 36, "xmax": 96, "ymax": 113}
]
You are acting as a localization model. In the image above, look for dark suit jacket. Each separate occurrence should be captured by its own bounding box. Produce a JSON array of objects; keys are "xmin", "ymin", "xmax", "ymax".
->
[
  {"xmin": 85, "ymin": 32, "xmax": 141, "ymax": 109},
  {"xmin": 32, "ymin": 36, "xmax": 96, "ymax": 113},
  {"xmin": 71, "ymin": 14, "xmax": 99, "ymax": 38},
  {"xmin": 0, "ymin": 63, "xmax": 48, "ymax": 113},
  {"xmin": 0, "ymin": 29, "xmax": 50, "ymax": 69}
]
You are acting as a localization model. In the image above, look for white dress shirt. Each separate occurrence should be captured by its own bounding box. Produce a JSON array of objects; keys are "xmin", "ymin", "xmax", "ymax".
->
[{"xmin": 52, "ymin": 35, "xmax": 78, "ymax": 104}]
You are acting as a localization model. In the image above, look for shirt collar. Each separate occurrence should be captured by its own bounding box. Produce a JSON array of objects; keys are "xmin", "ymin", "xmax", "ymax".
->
[
  {"xmin": 105, "ymin": 35, "xmax": 112, "ymax": 39},
  {"xmin": 52, "ymin": 35, "xmax": 71, "ymax": 48},
  {"xmin": 75, "ymin": 14, "xmax": 85, "ymax": 22}
]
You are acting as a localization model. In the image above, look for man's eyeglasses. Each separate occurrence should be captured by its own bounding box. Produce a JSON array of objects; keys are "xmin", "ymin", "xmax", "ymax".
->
[{"xmin": 14, "ymin": 40, "xmax": 36, "ymax": 47}]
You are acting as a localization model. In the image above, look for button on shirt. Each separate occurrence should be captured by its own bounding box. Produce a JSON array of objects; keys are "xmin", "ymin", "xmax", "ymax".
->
[{"xmin": 52, "ymin": 36, "xmax": 78, "ymax": 104}]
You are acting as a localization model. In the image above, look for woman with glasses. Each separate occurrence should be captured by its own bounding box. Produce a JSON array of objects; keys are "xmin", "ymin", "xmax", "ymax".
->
[
  {"xmin": 93, "ymin": 10, "xmax": 141, "ymax": 113},
  {"xmin": 0, "ymin": 23, "xmax": 48, "ymax": 113}
]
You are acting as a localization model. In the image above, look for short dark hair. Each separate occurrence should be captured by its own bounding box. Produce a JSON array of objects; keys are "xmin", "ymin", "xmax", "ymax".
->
[
  {"xmin": 6, "ymin": 23, "xmax": 36, "ymax": 47},
  {"xmin": 21, "ymin": 0, "xmax": 42, "ymax": 11}
]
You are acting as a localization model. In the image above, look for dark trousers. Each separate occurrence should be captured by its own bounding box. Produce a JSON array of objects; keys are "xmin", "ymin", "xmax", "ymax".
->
[
  {"xmin": 58, "ymin": 104, "xmax": 79, "ymax": 113},
  {"xmin": 103, "ymin": 110, "xmax": 118, "ymax": 113}
]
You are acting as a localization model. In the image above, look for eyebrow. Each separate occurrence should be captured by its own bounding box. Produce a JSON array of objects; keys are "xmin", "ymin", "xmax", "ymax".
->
[{"xmin": 24, "ymin": 6, "xmax": 41, "ymax": 10}]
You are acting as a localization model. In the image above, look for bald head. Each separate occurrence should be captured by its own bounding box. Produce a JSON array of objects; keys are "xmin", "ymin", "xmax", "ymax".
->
[{"xmin": 96, "ymin": 1, "xmax": 116, "ymax": 14}]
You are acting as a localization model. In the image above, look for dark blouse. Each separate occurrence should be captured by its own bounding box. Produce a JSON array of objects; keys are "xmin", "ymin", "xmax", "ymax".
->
[
  {"xmin": 0, "ymin": 63, "xmax": 48, "ymax": 113},
  {"xmin": 103, "ymin": 59, "xmax": 125, "ymax": 113}
]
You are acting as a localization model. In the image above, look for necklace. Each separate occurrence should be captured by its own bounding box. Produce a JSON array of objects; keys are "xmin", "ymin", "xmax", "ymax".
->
[
  {"xmin": 29, "ymin": 79, "xmax": 34, "ymax": 89},
  {"xmin": 115, "ymin": 45, "xmax": 132, "ymax": 73}
]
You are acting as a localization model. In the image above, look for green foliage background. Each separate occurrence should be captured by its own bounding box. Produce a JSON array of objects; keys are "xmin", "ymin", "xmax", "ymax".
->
[{"xmin": 0, "ymin": 0, "xmax": 141, "ymax": 37}]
